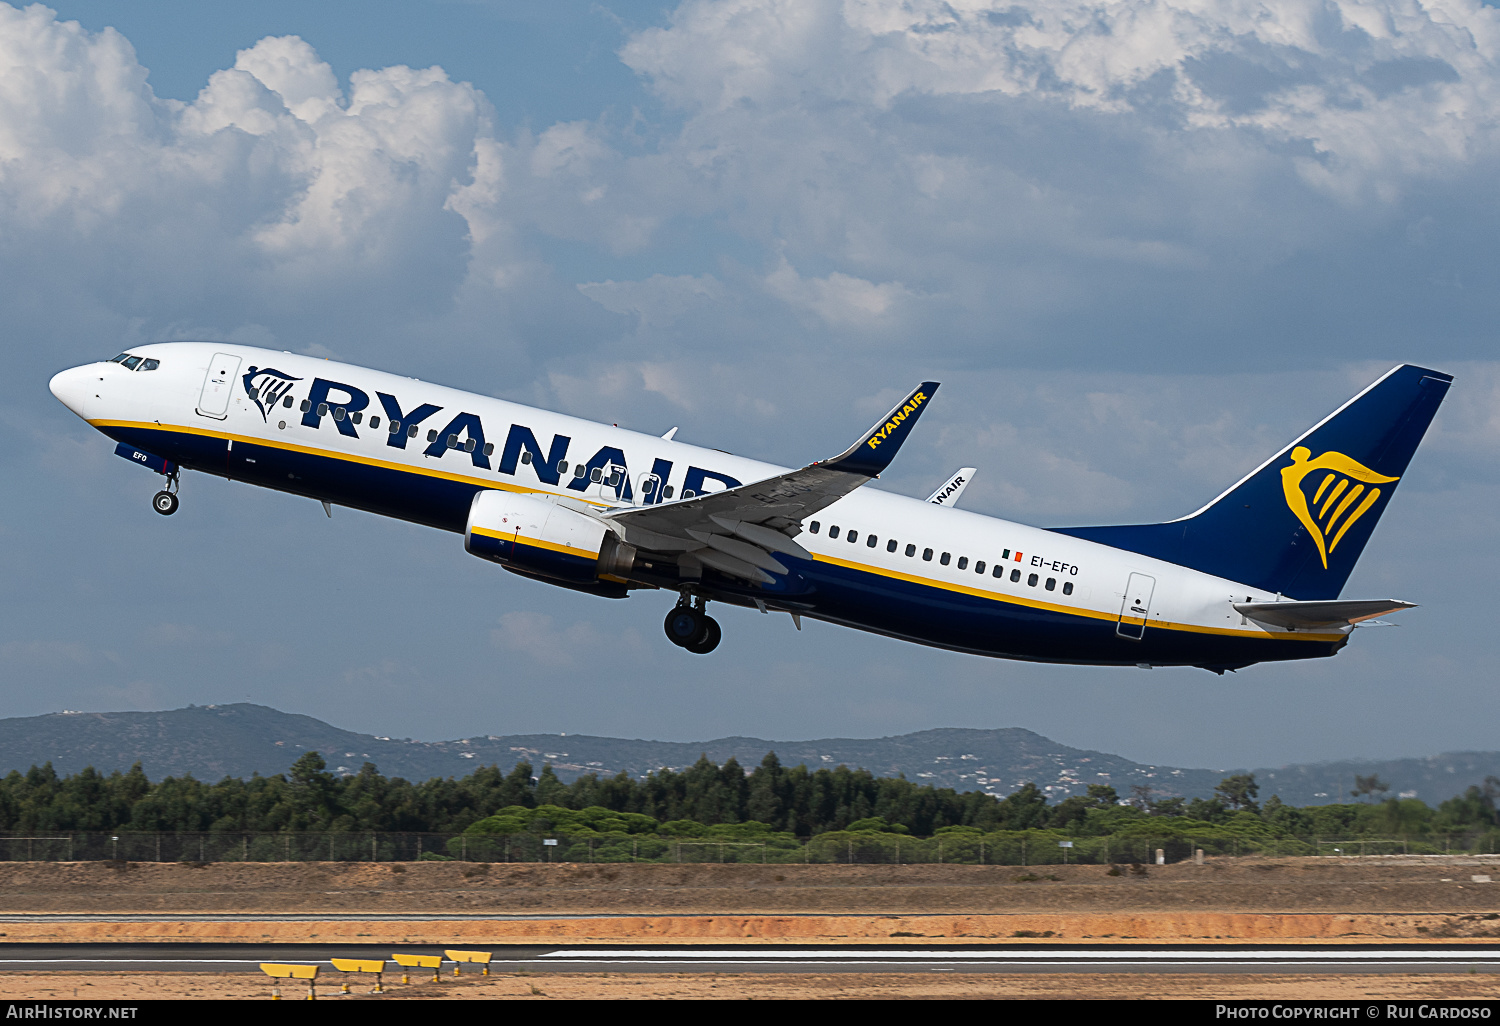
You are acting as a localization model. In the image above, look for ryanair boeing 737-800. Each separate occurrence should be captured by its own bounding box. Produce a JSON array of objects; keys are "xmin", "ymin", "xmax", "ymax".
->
[{"xmin": 48, "ymin": 344, "xmax": 1450, "ymax": 671}]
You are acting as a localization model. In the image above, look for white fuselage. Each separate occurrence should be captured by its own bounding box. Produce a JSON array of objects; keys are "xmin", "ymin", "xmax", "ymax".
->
[{"xmin": 48, "ymin": 342, "xmax": 1348, "ymax": 666}]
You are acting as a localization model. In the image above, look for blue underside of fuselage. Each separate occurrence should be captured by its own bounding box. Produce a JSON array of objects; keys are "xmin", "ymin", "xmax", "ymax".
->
[{"xmin": 110, "ymin": 423, "xmax": 1342, "ymax": 668}]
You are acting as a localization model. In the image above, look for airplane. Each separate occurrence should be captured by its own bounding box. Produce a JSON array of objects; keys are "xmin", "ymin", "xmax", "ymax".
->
[{"xmin": 48, "ymin": 343, "xmax": 1450, "ymax": 671}]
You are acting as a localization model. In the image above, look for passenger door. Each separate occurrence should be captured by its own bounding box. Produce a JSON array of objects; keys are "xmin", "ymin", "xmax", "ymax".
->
[{"xmin": 196, "ymin": 353, "xmax": 241, "ymax": 420}]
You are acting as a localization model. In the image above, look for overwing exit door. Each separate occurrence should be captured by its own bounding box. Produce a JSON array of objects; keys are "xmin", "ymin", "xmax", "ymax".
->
[{"xmin": 1116, "ymin": 572, "xmax": 1156, "ymax": 640}]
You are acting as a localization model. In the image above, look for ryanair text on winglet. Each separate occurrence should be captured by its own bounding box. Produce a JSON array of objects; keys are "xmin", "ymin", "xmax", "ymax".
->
[{"xmin": 867, "ymin": 391, "xmax": 927, "ymax": 450}]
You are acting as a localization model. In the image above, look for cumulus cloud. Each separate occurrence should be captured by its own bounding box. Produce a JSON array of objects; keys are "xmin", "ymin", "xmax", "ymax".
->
[
  {"xmin": 566, "ymin": 0, "xmax": 1500, "ymax": 369},
  {"xmin": 0, "ymin": 6, "xmax": 502, "ymax": 363}
]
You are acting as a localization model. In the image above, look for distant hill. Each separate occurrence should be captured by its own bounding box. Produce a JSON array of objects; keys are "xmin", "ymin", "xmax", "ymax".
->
[{"xmin": 0, "ymin": 703, "xmax": 1494, "ymax": 807}]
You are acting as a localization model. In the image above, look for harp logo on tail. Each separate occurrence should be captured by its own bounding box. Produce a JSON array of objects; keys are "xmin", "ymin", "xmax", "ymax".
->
[{"xmin": 1281, "ymin": 447, "xmax": 1399, "ymax": 569}]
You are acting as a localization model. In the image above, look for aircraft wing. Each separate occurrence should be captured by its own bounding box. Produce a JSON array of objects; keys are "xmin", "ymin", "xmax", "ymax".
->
[
  {"xmin": 601, "ymin": 382, "xmax": 939, "ymax": 584},
  {"xmin": 1232, "ymin": 599, "xmax": 1416, "ymax": 630}
]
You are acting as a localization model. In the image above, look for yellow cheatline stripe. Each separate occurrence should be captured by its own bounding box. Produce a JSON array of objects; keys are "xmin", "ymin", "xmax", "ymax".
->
[
  {"xmin": 469, "ymin": 526, "xmax": 598, "ymax": 562},
  {"xmin": 811, "ymin": 553, "xmax": 1342, "ymax": 643},
  {"xmin": 92, "ymin": 418, "xmax": 624, "ymax": 507}
]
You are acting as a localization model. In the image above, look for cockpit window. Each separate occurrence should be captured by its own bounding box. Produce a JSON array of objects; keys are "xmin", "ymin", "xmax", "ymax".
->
[{"xmin": 107, "ymin": 352, "xmax": 160, "ymax": 370}]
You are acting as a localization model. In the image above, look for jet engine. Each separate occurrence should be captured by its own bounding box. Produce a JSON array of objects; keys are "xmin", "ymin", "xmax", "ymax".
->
[{"xmin": 465, "ymin": 489, "xmax": 637, "ymax": 594}]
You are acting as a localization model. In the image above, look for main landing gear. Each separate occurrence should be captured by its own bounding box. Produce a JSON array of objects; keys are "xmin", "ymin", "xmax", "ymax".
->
[
  {"xmin": 151, "ymin": 470, "xmax": 180, "ymax": 516},
  {"xmin": 663, "ymin": 593, "xmax": 721, "ymax": 654}
]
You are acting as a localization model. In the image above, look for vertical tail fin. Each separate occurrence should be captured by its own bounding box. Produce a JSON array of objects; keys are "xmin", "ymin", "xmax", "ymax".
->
[{"xmin": 1051, "ymin": 365, "xmax": 1452, "ymax": 599}]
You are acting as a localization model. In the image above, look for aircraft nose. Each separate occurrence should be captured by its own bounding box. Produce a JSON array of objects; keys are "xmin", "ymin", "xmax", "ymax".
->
[{"xmin": 49, "ymin": 364, "xmax": 96, "ymax": 418}]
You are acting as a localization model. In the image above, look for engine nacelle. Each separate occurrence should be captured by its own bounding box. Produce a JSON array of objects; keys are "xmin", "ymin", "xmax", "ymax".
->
[{"xmin": 465, "ymin": 489, "xmax": 637, "ymax": 589}]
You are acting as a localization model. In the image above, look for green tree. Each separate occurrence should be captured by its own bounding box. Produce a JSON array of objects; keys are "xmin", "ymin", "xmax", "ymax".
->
[
  {"xmin": 1214, "ymin": 774, "xmax": 1259, "ymax": 813},
  {"xmin": 1351, "ymin": 774, "xmax": 1390, "ymax": 802}
]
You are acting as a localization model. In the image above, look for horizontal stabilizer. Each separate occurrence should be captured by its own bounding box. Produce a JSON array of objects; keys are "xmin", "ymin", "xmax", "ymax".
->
[{"xmin": 1233, "ymin": 599, "xmax": 1416, "ymax": 630}]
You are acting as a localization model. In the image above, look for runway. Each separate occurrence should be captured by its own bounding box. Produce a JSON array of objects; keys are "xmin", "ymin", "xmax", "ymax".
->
[{"xmin": 1, "ymin": 944, "xmax": 1498, "ymax": 975}]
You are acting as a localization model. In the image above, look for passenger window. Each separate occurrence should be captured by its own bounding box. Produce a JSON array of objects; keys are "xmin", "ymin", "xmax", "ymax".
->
[
  {"xmin": 484, "ymin": 443, "xmax": 495, "ymax": 456},
  {"xmin": 809, "ymin": 522, "xmax": 820, "ymax": 534},
  {"xmin": 886, "ymin": 539, "xmax": 897, "ymax": 553},
  {"xmin": 141, "ymin": 359, "xmax": 159, "ymax": 371},
  {"xmin": 284, "ymin": 396, "xmax": 294, "ymax": 409},
  {"xmin": 1028, "ymin": 573, "xmax": 1038, "ymax": 587},
  {"xmin": 334, "ymin": 407, "xmax": 347, "ymax": 421},
  {"xmin": 319, "ymin": 403, "xmax": 330, "ymax": 417},
  {"xmin": 1045, "ymin": 577, "xmax": 1056, "ymax": 591},
  {"xmin": 351, "ymin": 411, "xmax": 363, "ymax": 424},
  {"xmin": 867, "ymin": 534, "xmax": 878, "ymax": 548},
  {"xmin": 407, "ymin": 424, "xmax": 418, "ymax": 438},
  {"xmin": 465, "ymin": 439, "xmax": 477, "ymax": 452},
  {"xmin": 591, "ymin": 467, "xmax": 603, "ymax": 483},
  {"xmin": 575, "ymin": 464, "xmax": 587, "ymax": 479},
  {"xmin": 663, "ymin": 485, "xmax": 675, "ymax": 498},
  {"xmin": 940, "ymin": 552, "xmax": 951, "ymax": 565},
  {"xmin": 426, "ymin": 428, "xmax": 437, "ymax": 442},
  {"xmin": 1062, "ymin": 581, "xmax": 1074, "ymax": 596},
  {"xmin": 847, "ymin": 530, "xmax": 858, "ymax": 544},
  {"xmin": 247, "ymin": 387, "xmax": 259, "ymax": 400},
  {"xmin": 922, "ymin": 548, "xmax": 933, "ymax": 561},
  {"xmin": 683, "ymin": 490, "xmax": 696, "ymax": 498},
  {"xmin": 369, "ymin": 416, "xmax": 380, "ymax": 429},
  {"xmin": 1010, "ymin": 569, "xmax": 1021, "ymax": 582},
  {"xmin": 607, "ymin": 471, "xmax": 620, "ymax": 487},
  {"xmin": 957, "ymin": 556, "xmax": 968, "ymax": 570},
  {"xmin": 556, "ymin": 459, "xmax": 568, "ymax": 473},
  {"xmin": 993, "ymin": 565, "xmax": 1003, "ymax": 578},
  {"xmin": 520, "ymin": 450, "xmax": 532, "ymax": 464},
  {"xmin": 905, "ymin": 544, "xmax": 916, "ymax": 557},
  {"xmin": 975, "ymin": 561, "xmax": 986, "ymax": 574},
  {"xmin": 829, "ymin": 526, "xmax": 840, "ymax": 539}
]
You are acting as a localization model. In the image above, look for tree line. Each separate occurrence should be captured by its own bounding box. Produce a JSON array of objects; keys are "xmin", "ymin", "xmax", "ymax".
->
[{"xmin": 0, "ymin": 751, "xmax": 1498, "ymax": 841}]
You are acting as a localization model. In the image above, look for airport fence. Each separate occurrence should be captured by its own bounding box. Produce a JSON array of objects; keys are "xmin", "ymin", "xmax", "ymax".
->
[{"xmin": 0, "ymin": 831, "xmax": 1498, "ymax": 865}]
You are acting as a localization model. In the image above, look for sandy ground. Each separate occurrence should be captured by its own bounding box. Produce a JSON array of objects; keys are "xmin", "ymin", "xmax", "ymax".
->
[
  {"xmin": 5, "ymin": 857, "xmax": 1500, "ymax": 999},
  {"xmin": 3, "ymin": 856, "xmax": 1499, "ymax": 916},
  {"xmin": 5, "ymin": 971, "xmax": 1500, "ymax": 1001}
]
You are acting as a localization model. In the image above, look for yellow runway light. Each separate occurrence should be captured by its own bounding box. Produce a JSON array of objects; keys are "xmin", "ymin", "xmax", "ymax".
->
[
  {"xmin": 392, "ymin": 952, "xmax": 443, "ymax": 983},
  {"xmin": 331, "ymin": 957, "xmax": 387, "ymax": 993},
  {"xmin": 260, "ymin": 963, "xmax": 318, "ymax": 1000},
  {"xmin": 445, "ymin": 949, "xmax": 493, "ymax": 976}
]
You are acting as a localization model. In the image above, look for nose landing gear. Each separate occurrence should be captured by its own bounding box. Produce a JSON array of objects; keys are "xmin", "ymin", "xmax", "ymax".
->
[
  {"xmin": 663, "ymin": 593, "xmax": 721, "ymax": 654},
  {"xmin": 152, "ymin": 470, "xmax": 180, "ymax": 516}
]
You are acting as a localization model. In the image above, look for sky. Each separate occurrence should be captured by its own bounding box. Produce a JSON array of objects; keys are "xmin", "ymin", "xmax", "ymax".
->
[{"xmin": 3, "ymin": 0, "xmax": 1500, "ymax": 776}]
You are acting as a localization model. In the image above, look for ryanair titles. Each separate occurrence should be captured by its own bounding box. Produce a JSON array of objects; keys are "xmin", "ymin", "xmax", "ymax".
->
[
  {"xmin": 245, "ymin": 374, "xmax": 742, "ymax": 504},
  {"xmin": 866, "ymin": 390, "xmax": 928, "ymax": 451}
]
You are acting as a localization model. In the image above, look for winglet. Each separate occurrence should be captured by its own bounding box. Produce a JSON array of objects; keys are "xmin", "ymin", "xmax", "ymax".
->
[
  {"xmin": 819, "ymin": 382, "xmax": 939, "ymax": 477},
  {"xmin": 927, "ymin": 467, "xmax": 977, "ymax": 507}
]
